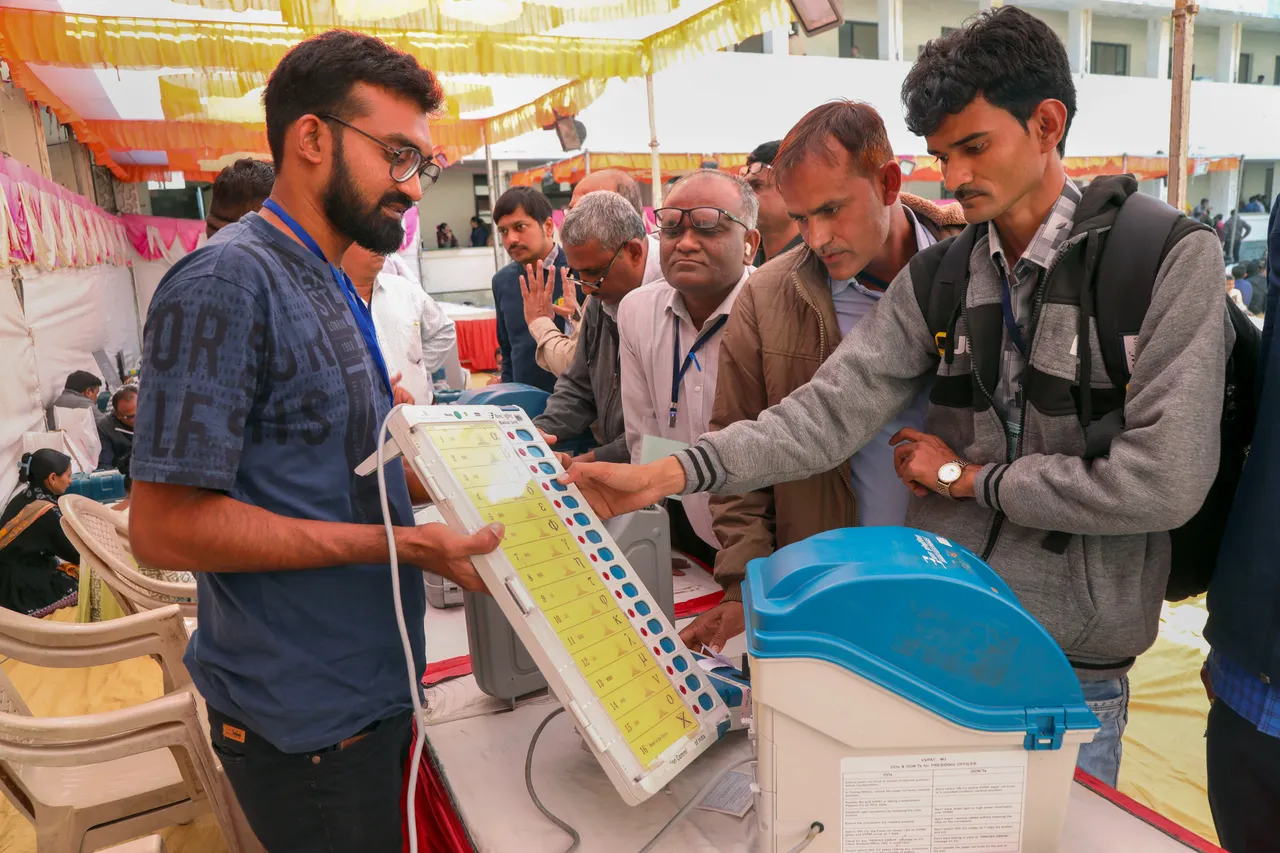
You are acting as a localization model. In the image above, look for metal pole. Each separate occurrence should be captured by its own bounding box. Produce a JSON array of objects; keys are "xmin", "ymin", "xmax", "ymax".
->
[
  {"xmin": 584, "ymin": 149, "xmax": 592, "ymax": 176},
  {"xmin": 483, "ymin": 125, "xmax": 501, "ymax": 273},
  {"xmin": 646, "ymin": 72, "xmax": 662, "ymax": 207},
  {"xmin": 1167, "ymin": 0, "xmax": 1198, "ymax": 211}
]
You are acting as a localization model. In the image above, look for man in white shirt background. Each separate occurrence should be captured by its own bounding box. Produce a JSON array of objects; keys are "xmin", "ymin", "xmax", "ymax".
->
[
  {"xmin": 343, "ymin": 244, "xmax": 457, "ymax": 405},
  {"xmin": 617, "ymin": 170, "xmax": 759, "ymax": 565}
]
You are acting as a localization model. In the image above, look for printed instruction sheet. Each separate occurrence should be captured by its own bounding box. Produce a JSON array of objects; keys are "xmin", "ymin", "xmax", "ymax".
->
[{"xmin": 840, "ymin": 750, "xmax": 1028, "ymax": 852}]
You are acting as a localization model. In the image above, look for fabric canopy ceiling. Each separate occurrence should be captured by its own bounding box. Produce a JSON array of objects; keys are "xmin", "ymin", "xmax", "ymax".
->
[{"xmin": 0, "ymin": 0, "xmax": 790, "ymax": 181}]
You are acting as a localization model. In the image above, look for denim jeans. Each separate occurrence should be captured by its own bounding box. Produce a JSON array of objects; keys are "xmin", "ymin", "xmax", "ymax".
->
[
  {"xmin": 208, "ymin": 705, "xmax": 413, "ymax": 853},
  {"xmin": 1074, "ymin": 676, "xmax": 1129, "ymax": 788}
]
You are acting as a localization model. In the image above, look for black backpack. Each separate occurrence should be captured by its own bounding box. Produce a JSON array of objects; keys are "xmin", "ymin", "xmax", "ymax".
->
[{"xmin": 920, "ymin": 192, "xmax": 1260, "ymax": 601}]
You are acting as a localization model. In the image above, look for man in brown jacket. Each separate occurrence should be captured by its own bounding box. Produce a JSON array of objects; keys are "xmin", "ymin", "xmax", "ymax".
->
[{"xmin": 680, "ymin": 101, "xmax": 966, "ymax": 652}]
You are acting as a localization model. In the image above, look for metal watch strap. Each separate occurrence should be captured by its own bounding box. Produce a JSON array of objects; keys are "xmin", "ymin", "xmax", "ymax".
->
[{"xmin": 937, "ymin": 460, "xmax": 966, "ymax": 498}]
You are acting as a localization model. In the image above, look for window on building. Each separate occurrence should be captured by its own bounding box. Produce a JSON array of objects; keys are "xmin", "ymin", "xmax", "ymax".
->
[
  {"xmin": 733, "ymin": 33, "xmax": 764, "ymax": 54},
  {"xmin": 1238, "ymin": 52, "xmax": 1253, "ymax": 83},
  {"xmin": 473, "ymin": 173, "xmax": 491, "ymax": 220},
  {"xmin": 1091, "ymin": 42, "xmax": 1129, "ymax": 76},
  {"xmin": 838, "ymin": 22, "xmax": 879, "ymax": 59}
]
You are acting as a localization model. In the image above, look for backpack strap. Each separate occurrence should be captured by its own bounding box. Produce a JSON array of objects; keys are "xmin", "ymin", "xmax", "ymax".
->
[
  {"xmin": 1077, "ymin": 193, "xmax": 1212, "ymax": 461},
  {"xmin": 1093, "ymin": 193, "xmax": 1211, "ymax": 389},
  {"xmin": 911, "ymin": 224, "xmax": 981, "ymax": 362}
]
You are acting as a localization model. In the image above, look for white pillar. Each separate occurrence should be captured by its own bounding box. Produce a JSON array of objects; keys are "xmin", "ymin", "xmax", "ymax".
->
[
  {"xmin": 496, "ymin": 160, "xmax": 518, "ymax": 196},
  {"xmin": 1147, "ymin": 18, "xmax": 1171, "ymax": 79},
  {"xmin": 482, "ymin": 128, "xmax": 502, "ymax": 273},
  {"xmin": 878, "ymin": 0, "xmax": 905, "ymax": 62},
  {"xmin": 1216, "ymin": 21, "xmax": 1243, "ymax": 83},
  {"xmin": 1067, "ymin": 8, "xmax": 1093, "ymax": 74},
  {"xmin": 1208, "ymin": 166, "xmax": 1241, "ymax": 222},
  {"xmin": 762, "ymin": 25, "xmax": 791, "ymax": 55},
  {"xmin": 646, "ymin": 72, "xmax": 662, "ymax": 208}
]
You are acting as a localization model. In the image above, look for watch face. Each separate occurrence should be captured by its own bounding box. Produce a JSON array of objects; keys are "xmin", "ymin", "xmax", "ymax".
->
[{"xmin": 939, "ymin": 462, "xmax": 963, "ymax": 484}]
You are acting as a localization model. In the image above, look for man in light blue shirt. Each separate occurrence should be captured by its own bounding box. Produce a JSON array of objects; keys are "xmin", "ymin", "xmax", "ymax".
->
[
  {"xmin": 828, "ymin": 206, "xmax": 938, "ymax": 526},
  {"xmin": 681, "ymin": 101, "xmax": 965, "ymax": 653}
]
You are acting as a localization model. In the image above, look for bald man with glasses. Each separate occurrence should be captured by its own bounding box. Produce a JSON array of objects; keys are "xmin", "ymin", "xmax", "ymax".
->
[{"xmin": 615, "ymin": 170, "xmax": 760, "ymax": 564}]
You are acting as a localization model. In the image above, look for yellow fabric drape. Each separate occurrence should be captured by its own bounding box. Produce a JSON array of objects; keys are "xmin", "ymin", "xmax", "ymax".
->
[
  {"xmin": 0, "ymin": 0, "xmax": 790, "ymax": 177},
  {"xmin": 443, "ymin": 81, "xmax": 497, "ymax": 114},
  {"xmin": 160, "ymin": 0, "xmax": 680, "ymax": 33},
  {"xmin": 160, "ymin": 72, "xmax": 496, "ymax": 121},
  {"xmin": 0, "ymin": 1, "xmax": 789, "ymax": 77},
  {"xmin": 0, "ymin": 10, "xmax": 645, "ymax": 78},
  {"xmin": 647, "ymin": 0, "xmax": 790, "ymax": 67},
  {"xmin": 90, "ymin": 76, "xmax": 605, "ymax": 176}
]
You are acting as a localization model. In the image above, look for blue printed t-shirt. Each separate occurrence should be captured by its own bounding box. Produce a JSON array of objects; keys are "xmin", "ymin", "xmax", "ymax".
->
[{"xmin": 131, "ymin": 213, "xmax": 421, "ymax": 754}]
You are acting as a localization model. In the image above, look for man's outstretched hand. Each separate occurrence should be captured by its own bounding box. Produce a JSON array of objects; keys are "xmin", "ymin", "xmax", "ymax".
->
[
  {"xmin": 558, "ymin": 456, "xmax": 689, "ymax": 520},
  {"xmin": 398, "ymin": 522, "xmax": 504, "ymax": 593},
  {"xmin": 678, "ymin": 600, "xmax": 745, "ymax": 655}
]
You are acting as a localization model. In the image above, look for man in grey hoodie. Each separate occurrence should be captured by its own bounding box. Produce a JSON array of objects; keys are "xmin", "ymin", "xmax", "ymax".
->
[{"xmin": 562, "ymin": 7, "xmax": 1229, "ymax": 788}]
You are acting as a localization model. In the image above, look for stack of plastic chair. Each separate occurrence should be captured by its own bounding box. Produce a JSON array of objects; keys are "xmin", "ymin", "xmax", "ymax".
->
[
  {"xmin": 59, "ymin": 495, "xmax": 196, "ymax": 624},
  {"xmin": 0, "ymin": 605, "xmax": 245, "ymax": 852}
]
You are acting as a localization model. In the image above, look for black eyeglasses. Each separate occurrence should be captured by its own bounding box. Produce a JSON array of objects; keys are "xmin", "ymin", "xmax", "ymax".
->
[
  {"xmin": 738, "ymin": 162, "xmax": 771, "ymax": 178},
  {"xmin": 654, "ymin": 206, "xmax": 749, "ymax": 235},
  {"xmin": 573, "ymin": 243, "xmax": 626, "ymax": 292},
  {"xmin": 320, "ymin": 114, "xmax": 442, "ymax": 190}
]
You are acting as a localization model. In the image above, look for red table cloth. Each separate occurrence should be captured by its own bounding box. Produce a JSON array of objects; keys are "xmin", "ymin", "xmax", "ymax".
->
[{"xmin": 455, "ymin": 317, "xmax": 498, "ymax": 372}]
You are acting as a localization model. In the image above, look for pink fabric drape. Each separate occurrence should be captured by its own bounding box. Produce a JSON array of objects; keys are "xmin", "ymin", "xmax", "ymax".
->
[
  {"xmin": 398, "ymin": 205, "xmax": 420, "ymax": 254},
  {"xmin": 0, "ymin": 152, "xmax": 124, "ymax": 267},
  {"xmin": 1, "ymin": 174, "xmax": 33, "ymax": 264},
  {"xmin": 122, "ymin": 214, "xmax": 206, "ymax": 261}
]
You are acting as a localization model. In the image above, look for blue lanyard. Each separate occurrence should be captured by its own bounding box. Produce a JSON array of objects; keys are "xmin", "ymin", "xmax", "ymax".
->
[
  {"xmin": 855, "ymin": 270, "xmax": 892, "ymax": 292},
  {"xmin": 669, "ymin": 314, "xmax": 728, "ymax": 427},
  {"xmin": 261, "ymin": 199, "xmax": 393, "ymax": 402},
  {"xmin": 997, "ymin": 265, "xmax": 1030, "ymax": 359}
]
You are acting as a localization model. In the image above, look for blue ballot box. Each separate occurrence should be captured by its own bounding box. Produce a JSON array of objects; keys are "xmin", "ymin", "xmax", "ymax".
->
[{"xmin": 745, "ymin": 527, "xmax": 1099, "ymax": 853}]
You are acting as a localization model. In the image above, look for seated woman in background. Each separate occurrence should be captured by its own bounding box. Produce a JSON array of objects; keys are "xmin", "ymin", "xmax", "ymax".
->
[{"xmin": 0, "ymin": 450, "xmax": 78, "ymax": 617}]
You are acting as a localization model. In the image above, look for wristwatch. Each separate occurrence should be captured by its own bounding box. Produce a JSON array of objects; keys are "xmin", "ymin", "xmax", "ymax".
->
[{"xmin": 935, "ymin": 460, "xmax": 967, "ymax": 498}]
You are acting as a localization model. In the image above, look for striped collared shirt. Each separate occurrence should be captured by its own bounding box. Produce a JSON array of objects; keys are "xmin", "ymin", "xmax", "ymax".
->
[{"xmin": 987, "ymin": 179, "xmax": 1082, "ymax": 459}]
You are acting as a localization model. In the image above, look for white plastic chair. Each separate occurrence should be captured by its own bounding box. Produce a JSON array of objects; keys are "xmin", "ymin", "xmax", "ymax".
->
[
  {"xmin": 58, "ymin": 495, "xmax": 196, "ymax": 620},
  {"xmin": 0, "ymin": 605, "xmax": 244, "ymax": 853}
]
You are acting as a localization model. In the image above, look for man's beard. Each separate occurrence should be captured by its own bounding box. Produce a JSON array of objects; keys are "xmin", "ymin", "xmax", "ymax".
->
[{"xmin": 323, "ymin": 140, "xmax": 412, "ymax": 254}]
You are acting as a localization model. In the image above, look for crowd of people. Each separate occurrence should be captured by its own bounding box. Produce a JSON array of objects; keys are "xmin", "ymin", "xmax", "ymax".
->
[
  {"xmin": 2, "ymin": 8, "xmax": 1263, "ymax": 853},
  {"xmin": 1193, "ymin": 194, "xmax": 1271, "ymax": 266}
]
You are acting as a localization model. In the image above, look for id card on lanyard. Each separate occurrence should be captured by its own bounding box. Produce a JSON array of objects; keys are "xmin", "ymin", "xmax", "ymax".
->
[
  {"xmin": 668, "ymin": 314, "xmax": 728, "ymax": 427},
  {"xmin": 997, "ymin": 263, "xmax": 1037, "ymax": 461},
  {"xmin": 261, "ymin": 199, "xmax": 394, "ymax": 403}
]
